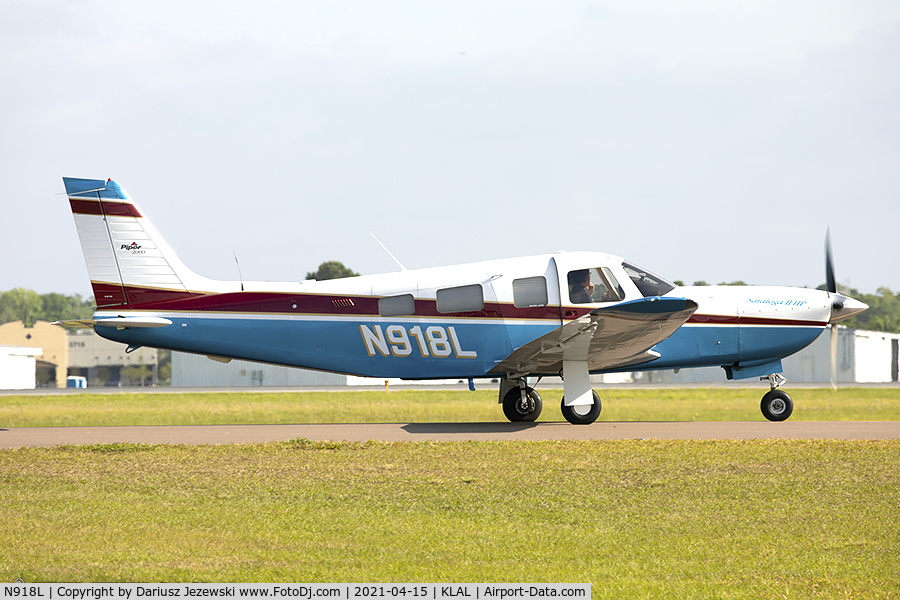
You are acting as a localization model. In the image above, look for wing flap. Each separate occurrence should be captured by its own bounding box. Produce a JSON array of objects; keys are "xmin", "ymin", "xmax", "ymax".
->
[{"xmin": 491, "ymin": 297, "xmax": 697, "ymax": 376}]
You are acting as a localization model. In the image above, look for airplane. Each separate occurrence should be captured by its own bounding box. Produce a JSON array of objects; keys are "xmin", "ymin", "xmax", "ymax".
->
[{"xmin": 58, "ymin": 177, "xmax": 868, "ymax": 424}]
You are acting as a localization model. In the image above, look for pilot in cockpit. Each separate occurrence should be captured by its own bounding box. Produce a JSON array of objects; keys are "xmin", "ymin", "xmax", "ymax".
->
[{"xmin": 568, "ymin": 269, "xmax": 594, "ymax": 304}]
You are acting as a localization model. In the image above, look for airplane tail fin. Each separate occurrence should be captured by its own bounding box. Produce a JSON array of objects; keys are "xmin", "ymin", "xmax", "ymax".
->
[{"xmin": 63, "ymin": 177, "xmax": 222, "ymax": 308}]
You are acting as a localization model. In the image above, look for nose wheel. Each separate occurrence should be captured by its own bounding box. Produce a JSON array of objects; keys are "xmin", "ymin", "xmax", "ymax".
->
[{"xmin": 760, "ymin": 374, "xmax": 793, "ymax": 421}]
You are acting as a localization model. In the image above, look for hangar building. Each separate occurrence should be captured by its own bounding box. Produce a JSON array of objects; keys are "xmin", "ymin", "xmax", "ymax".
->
[
  {"xmin": 0, "ymin": 321, "xmax": 68, "ymax": 388},
  {"xmin": 0, "ymin": 321, "xmax": 159, "ymax": 388},
  {"xmin": 0, "ymin": 345, "xmax": 43, "ymax": 390},
  {"xmin": 67, "ymin": 328, "xmax": 159, "ymax": 387}
]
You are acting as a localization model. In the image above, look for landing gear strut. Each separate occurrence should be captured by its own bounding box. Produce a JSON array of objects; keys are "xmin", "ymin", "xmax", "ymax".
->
[{"xmin": 760, "ymin": 374, "xmax": 793, "ymax": 421}]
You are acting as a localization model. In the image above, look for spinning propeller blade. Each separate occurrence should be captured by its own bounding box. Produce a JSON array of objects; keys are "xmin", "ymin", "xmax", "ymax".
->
[
  {"xmin": 823, "ymin": 230, "xmax": 867, "ymax": 389},
  {"xmin": 825, "ymin": 227, "xmax": 837, "ymax": 295},
  {"xmin": 826, "ymin": 228, "xmax": 837, "ymax": 389}
]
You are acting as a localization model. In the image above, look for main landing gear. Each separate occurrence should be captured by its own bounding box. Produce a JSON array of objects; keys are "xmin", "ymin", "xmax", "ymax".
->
[
  {"xmin": 500, "ymin": 377, "xmax": 603, "ymax": 425},
  {"xmin": 760, "ymin": 374, "xmax": 793, "ymax": 421},
  {"xmin": 501, "ymin": 382, "xmax": 543, "ymax": 422},
  {"xmin": 560, "ymin": 390, "xmax": 602, "ymax": 425}
]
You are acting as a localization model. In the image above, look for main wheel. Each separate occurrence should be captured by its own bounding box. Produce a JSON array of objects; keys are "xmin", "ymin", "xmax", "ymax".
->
[
  {"xmin": 502, "ymin": 387, "xmax": 542, "ymax": 422},
  {"xmin": 560, "ymin": 390, "xmax": 602, "ymax": 425},
  {"xmin": 761, "ymin": 389, "xmax": 793, "ymax": 421}
]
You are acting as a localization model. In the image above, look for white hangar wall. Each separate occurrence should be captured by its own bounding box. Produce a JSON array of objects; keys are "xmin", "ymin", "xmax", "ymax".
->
[
  {"xmin": 782, "ymin": 328, "xmax": 900, "ymax": 384},
  {"xmin": 0, "ymin": 346, "xmax": 42, "ymax": 390},
  {"xmin": 171, "ymin": 351, "xmax": 347, "ymax": 387}
]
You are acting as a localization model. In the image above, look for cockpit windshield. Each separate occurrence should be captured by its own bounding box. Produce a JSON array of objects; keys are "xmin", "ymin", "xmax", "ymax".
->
[{"xmin": 623, "ymin": 262, "xmax": 676, "ymax": 298}]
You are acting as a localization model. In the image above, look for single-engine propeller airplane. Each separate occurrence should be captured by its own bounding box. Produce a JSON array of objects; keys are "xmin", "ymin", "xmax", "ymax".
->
[{"xmin": 58, "ymin": 177, "xmax": 868, "ymax": 424}]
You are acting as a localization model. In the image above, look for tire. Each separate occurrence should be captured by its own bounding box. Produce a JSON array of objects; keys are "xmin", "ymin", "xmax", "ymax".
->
[
  {"xmin": 560, "ymin": 390, "xmax": 602, "ymax": 425},
  {"xmin": 502, "ymin": 387, "xmax": 542, "ymax": 422},
  {"xmin": 761, "ymin": 389, "xmax": 793, "ymax": 421}
]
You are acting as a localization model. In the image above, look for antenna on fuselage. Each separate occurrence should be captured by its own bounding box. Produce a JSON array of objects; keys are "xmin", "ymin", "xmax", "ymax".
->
[
  {"xmin": 233, "ymin": 250, "xmax": 245, "ymax": 291},
  {"xmin": 368, "ymin": 231, "xmax": 408, "ymax": 272}
]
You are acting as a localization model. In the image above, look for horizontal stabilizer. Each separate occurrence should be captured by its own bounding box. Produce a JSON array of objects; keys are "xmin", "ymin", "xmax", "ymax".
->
[{"xmin": 53, "ymin": 316, "xmax": 173, "ymax": 329}]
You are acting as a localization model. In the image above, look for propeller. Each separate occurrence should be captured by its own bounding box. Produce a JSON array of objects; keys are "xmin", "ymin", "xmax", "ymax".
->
[
  {"xmin": 823, "ymin": 229, "xmax": 868, "ymax": 389},
  {"xmin": 826, "ymin": 229, "xmax": 837, "ymax": 390},
  {"xmin": 825, "ymin": 228, "xmax": 837, "ymax": 296}
]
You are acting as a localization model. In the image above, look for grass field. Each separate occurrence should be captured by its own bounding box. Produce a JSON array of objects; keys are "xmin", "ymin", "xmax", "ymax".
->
[
  {"xmin": 1, "ymin": 388, "xmax": 899, "ymax": 595},
  {"xmin": 1, "ymin": 439, "xmax": 898, "ymax": 596},
  {"xmin": 2, "ymin": 387, "xmax": 900, "ymax": 427}
]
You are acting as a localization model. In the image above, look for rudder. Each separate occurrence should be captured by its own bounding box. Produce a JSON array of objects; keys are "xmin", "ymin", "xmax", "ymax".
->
[{"xmin": 64, "ymin": 177, "xmax": 214, "ymax": 307}]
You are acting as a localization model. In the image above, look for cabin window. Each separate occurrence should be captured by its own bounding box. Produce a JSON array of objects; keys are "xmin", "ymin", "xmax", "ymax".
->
[
  {"xmin": 436, "ymin": 284, "xmax": 484, "ymax": 313},
  {"xmin": 567, "ymin": 267, "xmax": 626, "ymax": 304},
  {"xmin": 600, "ymin": 268, "xmax": 626, "ymax": 301},
  {"xmin": 512, "ymin": 276, "xmax": 548, "ymax": 308},
  {"xmin": 378, "ymin": 294, "xmax": 415, "ymax": 317},
  {"xmin": 623, "ymin": 262, "xmax": 676, "ymax": 297}
]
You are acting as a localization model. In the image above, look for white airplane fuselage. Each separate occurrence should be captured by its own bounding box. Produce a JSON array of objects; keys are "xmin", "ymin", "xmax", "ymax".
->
[
  {"xmin": 89, "ymin": 257, "xmax": 833, "ymax": 381},
  {"xmin": 61, "ymin": 177, "xmax": 867, "ymax": 423}
]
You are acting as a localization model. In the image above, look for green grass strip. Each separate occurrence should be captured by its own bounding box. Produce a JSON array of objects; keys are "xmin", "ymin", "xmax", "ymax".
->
[
  {"xmin": 2, "ymin": 388, "xmax": 899, "ymax": 427},
  {"xmin": 1, "ymin": 439, "xmax": 898, "ymax": 597}
]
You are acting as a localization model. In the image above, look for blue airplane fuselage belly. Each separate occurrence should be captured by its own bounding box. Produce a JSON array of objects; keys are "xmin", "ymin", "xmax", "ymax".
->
[
  {"xmin": 736, "ymin": 324, "xmax": 824, "ymax": 364},
  {"xmin": 637, "ymin": 324, "xmax": 824, "ymax": 371},
  {"xmin": 96, "ymin": 316, "xmax": 562, "ymax": 379},
  {"xmin": 96, "ymin": 313, "xmax": 825, "ymax": 380}
]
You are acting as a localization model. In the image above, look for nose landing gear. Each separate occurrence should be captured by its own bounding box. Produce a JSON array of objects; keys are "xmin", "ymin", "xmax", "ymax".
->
[{"xmin": 760, "ymin": 373, "xmax": 793, "ymax": 421}]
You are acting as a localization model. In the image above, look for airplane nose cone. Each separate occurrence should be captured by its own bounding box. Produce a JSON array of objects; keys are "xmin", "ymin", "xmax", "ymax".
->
[{"xmin": 829, "ymin": 293, "xmax": 868, "ymax": 324}]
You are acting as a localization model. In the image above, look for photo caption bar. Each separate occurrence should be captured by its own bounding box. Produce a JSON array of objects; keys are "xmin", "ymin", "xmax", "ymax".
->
[{"xmin": 2, "ymin": 585, "xmax": 590, "ymax": 600}]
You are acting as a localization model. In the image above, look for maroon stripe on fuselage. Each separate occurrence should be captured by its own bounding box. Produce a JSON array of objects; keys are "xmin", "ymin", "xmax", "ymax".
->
[
  {"xmin": 687, "ymin": 313, "xmax": 826, "ymax": 327},
  {"xmin": 90, "ymin": 284, "xmax": 828, "ymax": 326},
  {"xmin": 688, "ymin": 314, "xmax": 737, "ymax": 325},
  {"xmin": 740, "ymin": 316, "xmax": 827, "ymax": 327},
  {"xmin": 101, "ymin": 286, "xmax": 563, "ymax": 320},
  {"xmin": 69, "ymin": 198, "xmax": 142, "ymax": 218},
  {"xmin": 125, "ymin": 286, "xmax": 206, "ymax": 306}
]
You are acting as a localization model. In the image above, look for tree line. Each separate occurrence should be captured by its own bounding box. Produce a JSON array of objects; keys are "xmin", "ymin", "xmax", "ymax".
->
[
  {"xmin": 837, "ymin": 286, "xmax": 900, "ymax": 333},
  {"xmin": 0, "ymin": 288, "xmax": 94, "ymax": 327}
]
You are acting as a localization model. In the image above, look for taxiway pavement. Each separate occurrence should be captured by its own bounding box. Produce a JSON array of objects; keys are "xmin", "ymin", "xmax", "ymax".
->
[{"xmin": 2, "ymin": 421, "xmax": 899, "ymax": 448}]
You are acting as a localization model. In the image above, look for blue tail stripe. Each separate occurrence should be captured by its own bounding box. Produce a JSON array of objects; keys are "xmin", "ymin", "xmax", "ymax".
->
[{"xmin": 63, "ymin": 177, "xmax": 128, "ymax": 199}]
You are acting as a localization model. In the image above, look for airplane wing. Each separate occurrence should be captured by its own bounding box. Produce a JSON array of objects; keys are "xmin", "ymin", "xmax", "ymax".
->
[{"xmin": 490, "ymin": 297, "xmax": 698, "ymax": 377}]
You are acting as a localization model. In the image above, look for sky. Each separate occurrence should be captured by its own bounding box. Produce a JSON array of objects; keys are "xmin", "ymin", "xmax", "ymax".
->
[{"xmin": 2, "ymin": 0, "xmax": 898, "ymax": 299}]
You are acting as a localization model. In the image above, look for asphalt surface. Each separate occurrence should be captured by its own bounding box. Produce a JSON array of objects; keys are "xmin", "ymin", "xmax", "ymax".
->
[{"xmin": 2, "ymin": 420, "xmax": 899, "ymax": 448}]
